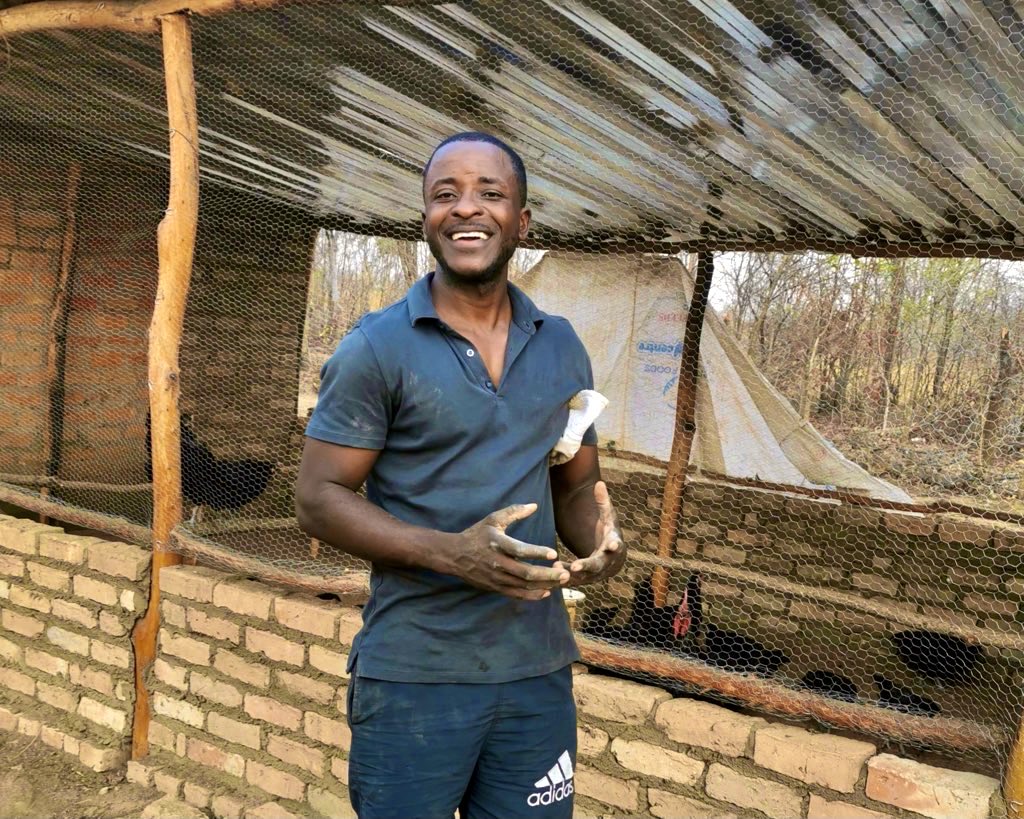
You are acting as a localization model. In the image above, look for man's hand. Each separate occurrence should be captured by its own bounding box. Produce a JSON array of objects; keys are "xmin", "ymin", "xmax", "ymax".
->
[
  {"xmin": 439, "ymin": 504, "xmax": 570, "ymax": 600},
  {"xmin": 558, "ymin": 481, "xmax": 626, "ymax": 586}
]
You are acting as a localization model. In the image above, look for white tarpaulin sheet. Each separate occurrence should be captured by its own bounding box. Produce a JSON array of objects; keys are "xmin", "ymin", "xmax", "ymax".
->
[{"xmin": 518, "ymin": 253, "xmax": 911, "ymax": 503}]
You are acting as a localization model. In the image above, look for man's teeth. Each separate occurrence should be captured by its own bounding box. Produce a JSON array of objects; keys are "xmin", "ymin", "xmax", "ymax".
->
[{"xmin": 452, "ymin": 232, "xmax": 488, "ymax": 240}]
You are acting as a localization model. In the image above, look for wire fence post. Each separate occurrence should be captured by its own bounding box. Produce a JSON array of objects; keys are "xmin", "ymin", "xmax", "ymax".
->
[{"xmin": 129, "ymin": 10, "xmax": 199, "ymax": 759}]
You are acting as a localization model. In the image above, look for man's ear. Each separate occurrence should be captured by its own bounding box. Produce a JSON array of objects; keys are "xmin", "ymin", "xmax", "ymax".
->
[{"xmin": 519, "ymin": 207, "xmax": 532, "ymax": 241}]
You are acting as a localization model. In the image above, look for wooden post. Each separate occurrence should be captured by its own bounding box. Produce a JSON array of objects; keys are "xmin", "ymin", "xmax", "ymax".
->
[
  {"xmin": 130, "ymin": 11, "xmax": 199, "ymax": 759},
  {"xmin": 653, "ymin": 251, "xmax": 714, "ymax": 607},
  {"xmin": 980, "ymin": 328, "xmax": 1013, "ymax": 467},
  {"xmin": 1006, "ymin": 717, "xmax": 1024, "ymax": 818},
  {"xmin": 39, "ymin": 161, "xmax": 81, "ymax": 523}
]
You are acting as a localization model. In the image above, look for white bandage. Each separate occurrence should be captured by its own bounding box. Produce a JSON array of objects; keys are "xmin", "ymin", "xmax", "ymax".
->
[{"xmin": 549, "ymin": 389, "xmax": 609, "ymax": 465}]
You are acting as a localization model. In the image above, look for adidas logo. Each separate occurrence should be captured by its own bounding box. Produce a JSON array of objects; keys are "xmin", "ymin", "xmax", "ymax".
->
[{"xmin": 527, "ymin": 750, "xmax": 575, "ymax": 807}]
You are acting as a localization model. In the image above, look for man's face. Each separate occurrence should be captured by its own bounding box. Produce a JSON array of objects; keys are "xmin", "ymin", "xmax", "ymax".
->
[{"xmin": 422, "ymin": 141, "xmax": 530, "ymax": 286}]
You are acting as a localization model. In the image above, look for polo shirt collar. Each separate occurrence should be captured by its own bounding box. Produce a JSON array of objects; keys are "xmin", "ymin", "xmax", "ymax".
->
[{"xmin": 407, "ymin": 272, "xmax": 545, "ymax": 335}]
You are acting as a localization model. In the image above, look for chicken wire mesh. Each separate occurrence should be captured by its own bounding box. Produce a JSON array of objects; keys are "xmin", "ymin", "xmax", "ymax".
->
[{"xmin": 1, "ymin": 0, "xmax": 1024, "ymax": 778}]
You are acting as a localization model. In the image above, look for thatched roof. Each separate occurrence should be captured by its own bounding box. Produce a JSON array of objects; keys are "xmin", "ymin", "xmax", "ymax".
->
[{"xmin": 3, "ymin": 0, "xmax": 1024, "ymax": 255}]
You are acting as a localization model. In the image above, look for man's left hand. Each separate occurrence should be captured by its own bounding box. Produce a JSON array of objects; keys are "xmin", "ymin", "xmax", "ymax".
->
[{"xmin": 558, "ymin": 480, "xmax": 626, "ymax": 586}]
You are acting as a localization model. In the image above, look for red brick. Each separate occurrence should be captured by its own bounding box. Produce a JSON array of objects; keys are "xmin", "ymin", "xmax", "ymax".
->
[
  {"xmin": 24, "ymin": 647, "xmax": 69, "ymax": 678},
  {"xmin": 208, "ymin": 711, "xmax": 261, "ymax": 750},
  {"xmin": 79, "ymin": 743, "xmax": 124, "ymax": 773},
  {"xmin": 246, "ymin": 802, "xmax": 303, "ymax": 819},
  {"xmin": 37, "ymin": 680, "xmax": 78, "ymax": 712},
  {"xmin": 275, "ymin": 595, "xmax": 340, "ymax": 638},
  {"xmin": 153, "ymin": 691, "xmax": 205, "ymax": 728},
  {"xmin": 267, "ymin": 734, "xmax": 325, "ymax": 775},
  {"xmin": 87, "ymin": 541, "xmax": 149, "ymax": 580},
  {"xmin": 308, "ymin": 644, "xmax": 350, "ymax": 680},
  {"xmin": 38, "ymin": 533, "xmax": 95, "ymax": 564},
  {"xmin": 78, "ymin": 696, "xmax": 126, "ymax": 732},
  {"xmin": 154, "ymin": 658, "xmax": 189, "ymax": 691},
  {"xmin": 245, "ymin": 627, "xmax": 304, "ymax": 666},
  {"xmin": 0, "ymin": 666, "xmax": 36, "ymax": 696},
  {"xmin": 246, "ymin": 761, "xmax": 306, "ymax": 802},
  {"xmin": 190, "ymin": 672, "xmax": 243, "ymax": 709},
  {"xmin": 90, "ymin": 639, "xmax": 131, "ymax": 669},
  {"xmin": 275, "ymin": 669, "xmax": 335, "ymax": 705},
  {"xmin": 186, "ymin": 736, "xmax": 245, "ymax": 778},
  {"xmin": 26, "ymin": 561, "xmax": 70, "ymax": 591},
  {"xmin": 0, "ymin": 634, "xmax": 21, "ymax": 663},
  {"xmin": 214, "ymin": 648, "xmax": 270, "ymax": 689},
  {"xmin": 183, "ymin": 782, "xmax": 212, "ymax": 810},
  {"xmin": 0, "ymin": 521, "xmax": 62, "ymax": 554},
  {"xmin": 160, "ymin": 565, "xmax": 224, "ymax": 603},
  {"xmin": 866, "ymin": 753, "xmax": 997, "ymax": 819},
  {"xmin": 187, "ymin": 607, "xmax": 241, "ymax": 644},
  {"xmin": 10, "ymin": 585, "xmax": 51, "ymax": 613},
  {"xmin": 161, "ymin": 629, "xmax": 212, "ymax": 666},
  {"xmin": 0, "ymin": 553, "xmax": 24, "ymax": 577},
  {"xmin": 245, "ymin": 693, "xmax": 302, "ymax": 731},
  {"xmin": 304, "ymin": 710, "xmax": 351, "ymax": 749},
  {"xmin": 338, "ymin": 608, "xmax": 362, "ymax": 645},
  {"xmin": 161, "ymin": 600, "xmax": 187, "ymax": 628},
  {"xmin": 73, "ymin": 575, "xmax": 118, "ymax": 606},
  {"xmin": 52, "ymin": 598, "xmax": 98, "ymax": 628},
  {"xmin": 213, "ymin": 579, "xmax": 275, "ymax": 619},
  {"xmin": 45, "ymin": 624, "xmax": 89, "ymax": 654},
  {"xmin": 99, "ymin": 611, "xmax": 127, "ymax": 637},
  {"xmin": 70, "ymin": 664, "xmax": 115, "ymax": 697}
]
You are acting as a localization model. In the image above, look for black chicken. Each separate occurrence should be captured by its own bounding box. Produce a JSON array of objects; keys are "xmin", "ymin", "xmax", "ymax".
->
[
  {"xmin": 685, "ymin": 572, "xmax": 790, "ymax": 676},
  {"xmin": 891, "ymin": 630, "xmax": 983, "ymax": 687},
  {"xmin": 581, "ymin": 576, "xmax": 683, "ymax": 649},
  {"xmin": 146, "ymin": 414, "xmax": 275, "ymax": 522},
  {"xmin": 801, "ymin": 670, "xmax": 858, "ymax": 703},
  {"xmin": 874, "ymin": 674, "xmax": 941, "ymax": 717}
]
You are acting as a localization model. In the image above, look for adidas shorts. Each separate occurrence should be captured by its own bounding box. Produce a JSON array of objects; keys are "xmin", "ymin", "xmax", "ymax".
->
[{"xmin": 346, "ymin": 665, "xmax": 577, "ymax": 819}]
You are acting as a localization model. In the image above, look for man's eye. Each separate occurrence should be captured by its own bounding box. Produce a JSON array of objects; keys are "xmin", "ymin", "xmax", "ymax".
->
[
  {"xmin": 483, "ymin": 191, "xmax": 504, "ymax": 199},
  {"xmin": 434, "ymin": 191, "xmax": 455, "ymax": 200}
]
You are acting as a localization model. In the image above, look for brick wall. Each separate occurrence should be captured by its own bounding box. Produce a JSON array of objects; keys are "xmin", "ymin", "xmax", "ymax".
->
[
  {"xmin": 572, "ymin": 670, "xmax": 1001, "ymax": 819},
  {"xmin": 0, "ymin": 154, "xmax": 316, "ymax": 521},
  {"xmin": 602, "ymin": 460, "xmax": 1024, "ymax": 728},
  {"xmin": 132, "ymin": 563, "xmax": 359, "ymax": 819},
  {"xmin": 0, "ymin": 515, "xmax": 150, "ymax": 772}
]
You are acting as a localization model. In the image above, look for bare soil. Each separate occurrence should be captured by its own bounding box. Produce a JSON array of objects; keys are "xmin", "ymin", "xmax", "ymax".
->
[{"xmin": 0, "ymin": 733, "xmax": 158, "ymax": 819}]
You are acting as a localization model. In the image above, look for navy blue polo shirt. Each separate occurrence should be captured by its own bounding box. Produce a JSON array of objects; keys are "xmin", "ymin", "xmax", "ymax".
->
[{"xmin": 305, "ymin": 273, "xmax": 596, "ymax": 683}]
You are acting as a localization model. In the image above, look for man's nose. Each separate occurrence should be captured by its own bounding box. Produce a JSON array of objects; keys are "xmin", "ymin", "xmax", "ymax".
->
[{"xmin": 451, "ymin": 192, "xmax": 482, "ymax": 218}]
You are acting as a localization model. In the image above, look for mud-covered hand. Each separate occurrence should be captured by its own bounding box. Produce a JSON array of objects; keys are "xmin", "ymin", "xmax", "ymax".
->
[
  {"xmin": 561, "ymin": 481, "xmax": 626, "ymax": 586},
  {"xmin": 441, "ymin": 503, "xmax": 570, "ymax": 600}
]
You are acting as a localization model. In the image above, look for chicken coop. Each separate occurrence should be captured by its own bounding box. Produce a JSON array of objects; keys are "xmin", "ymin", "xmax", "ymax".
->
[{"xmin": 2, "ymin": 0, "xmax": 1024, "ymax": 816}]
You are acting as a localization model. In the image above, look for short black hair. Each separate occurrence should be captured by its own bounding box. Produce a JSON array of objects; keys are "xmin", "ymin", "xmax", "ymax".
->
[{"xmin": 422, "ymin": 132, "xmax": 528, "ymax": 207}]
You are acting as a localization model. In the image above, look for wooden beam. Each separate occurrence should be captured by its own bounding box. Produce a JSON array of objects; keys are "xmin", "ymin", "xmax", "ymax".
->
[
  {"xmin": 170, "ymin": 527, "xmax": 369, "ymax": 599},
  {"xmin": 39, "ymin": 161, "xmax": 81, "ymax": 524},
  {"xmin": 630, "ymin": 550, "xmax": 1024, "ymax": 653},
  {"xmin": 0, "ymin": 0, "xmax": 447, "ymax": 36},
  {"xmin": 0, "ymin": 481, "xmax": 152, "ymax": 544},
  {"xmin": 1007, "ymin": 718, "xmax": 1024, "ymax": 818},
  {"xmin": 130, "ymin": 12, "xmax": 199, "ymax": 760},
  {"xmin": 576, "ymin": 637, "xmax": 1006, "ymax": 752},
  {"xmin": 653, "ymin": 251, "xmax": 714, "ymax": 607},
  {"xmin": 0, "ymin": 474, "xmax": 152, "ymax": 493}
]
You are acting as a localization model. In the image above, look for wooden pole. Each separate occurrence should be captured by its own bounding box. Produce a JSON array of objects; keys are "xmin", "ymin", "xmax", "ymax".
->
[
  {"xmin": 1006, "ymin": 717, "xmax": 1024, "ymax": 818},
  {"xmin": 130, "ymin": 11, "xmax": 199, "ymax": 760},
  {"xmin": 0, "ymin": 482, "xmax": 152, "ymax": 544},
  {"xmin": 576, "ymin": 637, "xmax": 1006, "ymax": 752},
  {"xmin": 39, "ymin": 161, "xmax": 81, "ymax": 524},
  {"xmin": 653, "ymin": 251, "xmax": 714, "ymax": 607},
  {"xmin": 980, "ymin": 328, "xmax": 1013, "ymax": 467}
]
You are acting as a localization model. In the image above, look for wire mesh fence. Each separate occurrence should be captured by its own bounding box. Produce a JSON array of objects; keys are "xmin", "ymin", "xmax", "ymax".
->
[{"xmin": 2, "ymin": 0, "xmax": 1024, "ymax": 780}]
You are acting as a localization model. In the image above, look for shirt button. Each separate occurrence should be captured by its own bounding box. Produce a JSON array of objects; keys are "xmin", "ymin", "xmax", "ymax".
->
[
  {"xmin": 466, "ymin": 349, "xmax": 475, "ymax": 357},
  {"xmin": 486, "ymin": 380, "xmax": 494, "ymax": 389}
]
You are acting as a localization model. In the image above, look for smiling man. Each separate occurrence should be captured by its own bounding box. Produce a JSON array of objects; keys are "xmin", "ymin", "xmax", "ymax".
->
[{"xmin": 296, "ymin": 132, "xmax": 626, "ymax": 819}]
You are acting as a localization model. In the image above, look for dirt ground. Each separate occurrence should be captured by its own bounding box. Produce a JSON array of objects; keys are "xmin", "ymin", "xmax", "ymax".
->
[{"xmin": 0, "ymin": 732, "xmax": 158, "ymax": 819}]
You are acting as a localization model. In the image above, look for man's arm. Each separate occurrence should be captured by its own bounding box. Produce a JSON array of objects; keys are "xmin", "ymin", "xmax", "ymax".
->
[
  {"xmin": 295, "ymin": 438, "xmax": 568, "ymax": 600},
  {"xmin": 550, "ymin": 445, "xmax": 627, "ymax": 586}
]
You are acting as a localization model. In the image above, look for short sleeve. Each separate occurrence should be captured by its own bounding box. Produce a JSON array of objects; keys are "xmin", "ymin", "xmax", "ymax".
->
[{"xmin": 305, "ymin": 327, "xmax": 390, "ymax": 449}]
